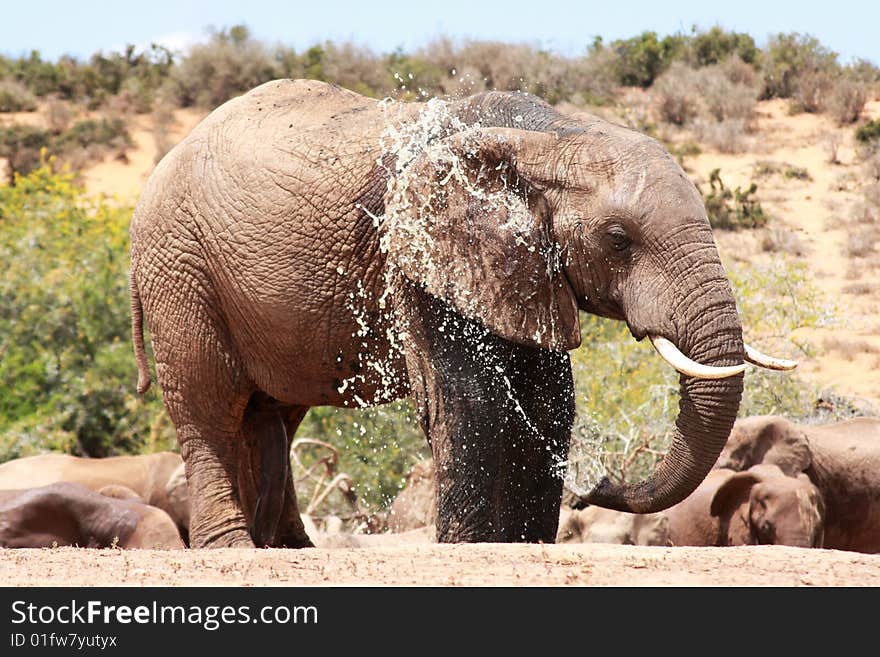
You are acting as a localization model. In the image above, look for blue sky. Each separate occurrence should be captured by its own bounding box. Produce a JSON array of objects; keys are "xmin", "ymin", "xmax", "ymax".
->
[{"xmin": 1, "ymin": 1, "xmax": 876, "ymax": 65}]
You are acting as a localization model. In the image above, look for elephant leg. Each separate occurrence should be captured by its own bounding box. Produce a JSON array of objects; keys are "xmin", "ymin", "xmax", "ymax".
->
[
  {"xmin": 236, "ymin": 394, "xmax": 291, "ymax": 547},
  {"xmin": 401, "ymin": 284, "xmax": 574, "ymax": 543},
  {"xmin": 150, "ymin": 296, "xmax": 254, "ymax": 548},
  {"xmin": 276, "ymin": 406, "xmax": 314, "ymax": 548},
  {"xmin": 238, "ymin": 399, "xmax": 313, "ymax": 548}
]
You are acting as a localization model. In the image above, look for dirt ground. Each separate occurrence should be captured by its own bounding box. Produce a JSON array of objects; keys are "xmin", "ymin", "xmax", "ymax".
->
[{"xmin": 2, "ymin": 543, "xmax": 879, "ymax": 587}]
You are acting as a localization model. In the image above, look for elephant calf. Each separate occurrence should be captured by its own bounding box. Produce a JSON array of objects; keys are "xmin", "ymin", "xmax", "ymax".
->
[
  {"xmin": 664, "ymin": 464, "xmax": 824, "ymax": 547},
  {"xmin": 0, "ymin": 452, "xmax": 189, "ymax": 543},
  {"xmin": 717, "ymin": 415, "xmax": 880, "ymax": 552},
  {"xmin": 0, "ymin": 482, "xmax": 185, "ymax": 549}
]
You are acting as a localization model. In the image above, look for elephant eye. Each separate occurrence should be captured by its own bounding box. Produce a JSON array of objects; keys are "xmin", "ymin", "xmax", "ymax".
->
[{"xmin": 607, "ymin": 227, "xmax": 632, "ymax": 252}]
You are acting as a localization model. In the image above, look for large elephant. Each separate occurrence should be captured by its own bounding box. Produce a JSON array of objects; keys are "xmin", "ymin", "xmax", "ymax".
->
[
  {"xmin": 0, "ymin": 452, "xmax": 189, "ymax": 542},
  {"xmin": 664, "ymin": 464, "xmax": 824, "ymax": 547},
  {"xmin": 0, "ymin": 482, "xmax": 184, "ymax": 549},
  {"xmin": 716, "ymin": 415, "xmax": 880, "ymax": 552},
  {"xmin": 129, "ymin": 80, "xmax": 791, "ymax": 548}
]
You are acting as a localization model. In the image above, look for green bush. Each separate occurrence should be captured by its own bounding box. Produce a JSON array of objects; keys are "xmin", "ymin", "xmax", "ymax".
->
[
  {"xmin": 300, "ymin": 402, "xmax": 427, "ymax": 513},
  {"xmin": 688, "ymin": 26, "xmax": 758, "ymax": 67},
  {"xmin": 0, "ymin": 165, "xmax": 174, "ymax": 462},
  {"xmin": 856, "ymin": 119, "xmax": 880, "ymax": 144},
  {"xmin": 0, "ymin": 118, "xmax": 131, "ymax": 179},
  {"xmin": 610, "ymin": 31, "xmax": 686, "ymax": 87},
  {"xmin": 0, "ymin": 79, "xmax": 38, "ymax": 112},
  {"xmin": 703, "ymin": 168, "xmax": 768, "ymax": 229},
  {"xmin": 761, "ymin": 32, "xmax": 839, "ymax": 100},
  {"xmin": 171, "ymin": 24, "xmax": 280, "ymax": 108}
]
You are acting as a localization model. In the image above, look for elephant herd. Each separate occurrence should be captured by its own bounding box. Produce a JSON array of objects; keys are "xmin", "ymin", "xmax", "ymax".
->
[
  {"xmin": 385, "ymin": 415, "xmax": 880, "ymax": 553},
  {"xmin": 0, "ymin": 414, "xmax": 879, "ymax": 553},
  {"xmin": 0, "ymin": 452, "xmax": 189, "ymax": 549}
]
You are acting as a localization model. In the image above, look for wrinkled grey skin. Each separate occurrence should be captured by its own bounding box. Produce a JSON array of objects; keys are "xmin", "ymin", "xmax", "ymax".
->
[
  {"xmin": 717, "ymin": 415, "xmax": 880, "ymax": 552},
  {"xmin": 0, "ymin": 482, "xmax": 184, "ymax": 549},
  {"xmin": 664, "ymin": 464, "xmax": 824, "ymax": 547},
  {"xmin": 130, "ymin": 80, "xmax": 744, "ymax": 548}
]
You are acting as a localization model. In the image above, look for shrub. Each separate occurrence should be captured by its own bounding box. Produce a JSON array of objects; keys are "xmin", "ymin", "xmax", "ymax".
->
[
  {"xmin": 692, "ymin": 118, "xmax": 751, "ymax": 153},
  {"xmin": 828, "ymin": 77, "xmax": 870, "ymax": 124},
  {"xmin": 652, "ymin": 61, "xmax": 700, "ymax": 125},
  {"xmin": 688, "ymin": 26, "xmax": 758, "ymax": 67},
  {"xmin": 0, "ymin": 125, "xmax": 50, "ymax": 180},
  {"xmin": 0, "ymin": 165, "xmax": 174, "ymax": 461},
  {"xmin": 0, "ymin": 79, "xmax": 38, "ymax": 112},
  {"xmin": 700, "ymin": 63, "xmax": 758, "ymax": 123},
  {"xmin": 761, "ymin": 32, "xmax": 839, "ymax": 100},
  {"xmin": 702, "ymin": 168, "xmax": 768, "ymax": 228},
  {"xmin": 171, "ymin": 24, "xmax": 280, "ymax": 108},
  {"xmin": 653, "ymin": 58, "xmax": 757, "ymax": 138},
  {"xmin": 45, "ymin": 96, "xmax": 73, "ymax": 134},
  {"xmin": 792, "ymin": 69, "xmax": 834, "ymax": 113},
  {"xmin": 0, "ymin": 118, "xmax": 131, "ymax": 179},
  {"xmin": 856, "ymin": 119, "xmax": 880, "ymax": 144},
  {"xmin": 610, "ymin": 31, "xmax": 686, "ymax": 87}
]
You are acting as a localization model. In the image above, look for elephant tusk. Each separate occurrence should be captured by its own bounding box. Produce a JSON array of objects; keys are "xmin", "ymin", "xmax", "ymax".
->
[
  {"xmin": 743, "ymin": 342, "xmax": 798, "ymax": 371},
  {"xmin": 650, "ymin": 336, "xmax": 747, "ymax": 379}
]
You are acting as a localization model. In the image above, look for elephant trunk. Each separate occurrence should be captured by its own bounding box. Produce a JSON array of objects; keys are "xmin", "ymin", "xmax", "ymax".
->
[{"xmin": 581, "ymin": 277, "xmax": 745, "ymax": 514}]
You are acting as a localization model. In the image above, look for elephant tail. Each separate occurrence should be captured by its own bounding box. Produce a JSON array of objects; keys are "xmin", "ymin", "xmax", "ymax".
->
[{"xmin": 130, "ymin": 273, "xmax": 152, "ymax": 395}]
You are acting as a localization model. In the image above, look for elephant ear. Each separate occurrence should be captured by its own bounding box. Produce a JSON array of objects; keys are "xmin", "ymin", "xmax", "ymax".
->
[
  {"xmin": 717, "ymin": 416, "xmax": 812, "ymax": 476},
  {"xmin": 710, "ymin": 471, "xmax": 759, "ymax": 518},
  {"xmin": 381, "ymin": 127, "xmax": 581, "ymax": 351}
]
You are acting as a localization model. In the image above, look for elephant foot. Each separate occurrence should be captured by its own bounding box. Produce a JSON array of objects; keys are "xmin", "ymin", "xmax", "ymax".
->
[
  {"xmin": 192, "ymin": 527, "xmax": 255, "ymax": 549},
  {"xmin": 278, "ymin": 534, "xmax": 315, "ymax": 549}
]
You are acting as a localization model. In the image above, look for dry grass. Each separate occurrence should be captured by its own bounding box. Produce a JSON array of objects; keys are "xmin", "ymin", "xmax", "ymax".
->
[
  {"xmin": 753, "ymin": 160, "xmax": 812, "ymax": 180},
  {"xmin": 692, "ymin": 117, "xmax": 751, "ymax": 153},
  {"xmin": 845, "ymin": 228, "xmax": 880, "ymax": 257},
  {"xmin": 823, "ymin": 336, "xmax": 880, "ymax": 361},
  {"xmin": 843, "ymin": 281, "xmax": 878, "ymax": 295},
  {"xmin": 760, "ymin": 227, "xmax": 809, "ymax": 256},
  {"xmin": 823, "ymin": 131, "xmax": 843, "ymax": 164}
]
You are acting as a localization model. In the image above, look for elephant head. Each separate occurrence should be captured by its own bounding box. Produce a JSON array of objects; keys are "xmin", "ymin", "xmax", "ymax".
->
[
  {"xmin": 382, "ymin": 92, "xmax": 793, "ymax": 514},
  {"xmin": 710, "ymin": 464, "xmax": 825, "ymax": 547},
  {"xmin": 716, "ymin": 415, "xmax": 812, "ymax": 476}
]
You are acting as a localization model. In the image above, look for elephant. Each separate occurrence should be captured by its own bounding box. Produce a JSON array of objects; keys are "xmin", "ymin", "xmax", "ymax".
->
[
  {"xmin": 0, "ymin": 482, "xmax": 184, "ymax": 549},
  {"xmin": 556, "ymin": 505, "xmax": 670, "ymax": 545},
  {"xmin": 128, "ymin": 79, "xmax": 793, "ymax": 548},
  {"xmin": 0, "ymin": 452, "xmax": 189, "ymax": 542},
  {"xmin": 715, "ymin": 415, "xmax": 880, "ymax": 552},
  {"xmin": 664, "ymin": 464, "xmax": 824, "ymax": 547}
]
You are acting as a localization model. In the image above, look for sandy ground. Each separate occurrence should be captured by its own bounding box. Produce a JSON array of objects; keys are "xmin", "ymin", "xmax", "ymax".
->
[
  {"xmin": 2, "ymin": 544, "xmax": 879, "ymax": 587},
  {"xmin": 687, "ymin": 99, "xmax": 880, "ymax": 409}
]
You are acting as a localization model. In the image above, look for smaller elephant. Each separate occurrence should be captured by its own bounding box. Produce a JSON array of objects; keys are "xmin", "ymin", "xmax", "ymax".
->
[
  {"xmin": 664, "ymin": 464, "xmax": 824, "ymax": 547},
  {"xmin": 0, "ymin": 482, "xmax": 185, "ymax": 549},
  {"xmin": 0, "ymin": 452, "xmax": 189, "ymax": 542},
  {"xmin": 556, "ymin": 506, "xmax": 671, "ymax": 546},
  {"xmin": 716, "ymin": 415, "xmax": 880, "ymax": 552}
]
